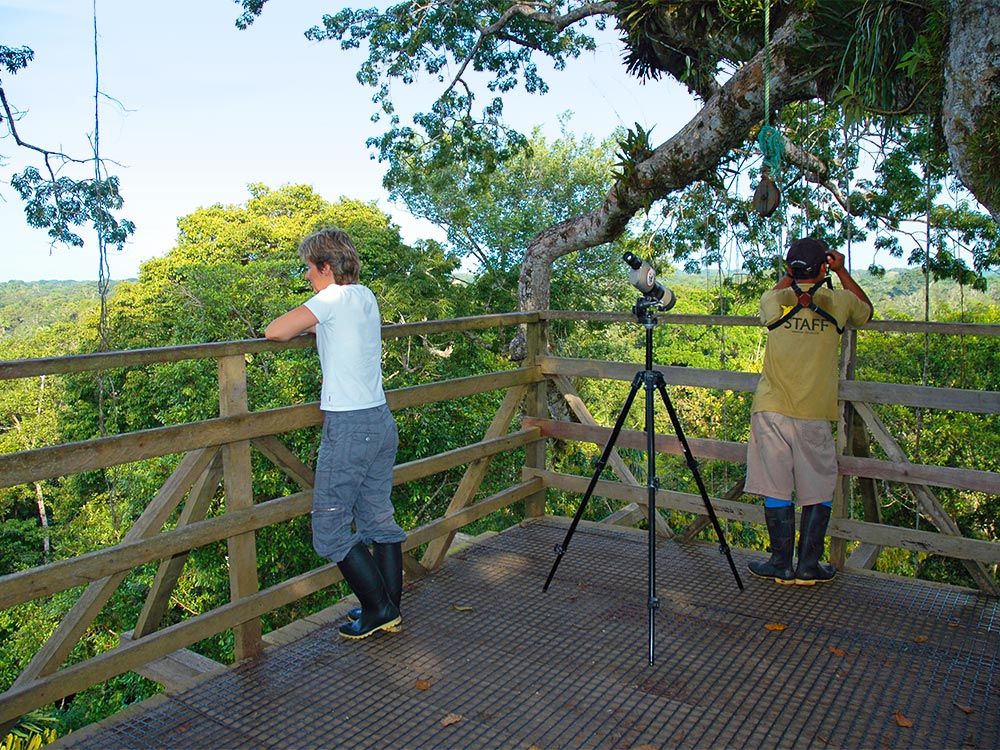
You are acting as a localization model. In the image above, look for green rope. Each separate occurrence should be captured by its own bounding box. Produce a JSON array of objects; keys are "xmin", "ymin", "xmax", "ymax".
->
[
  {"xmin": 758, "ymin": 126, "xmax": 784, "ymax": 171},
  {"xmin": 763, "ymin": 0, "xmax": 771, "ymax": 125},
  {"xmin": 758, "ymin": 1, "xmax": 783, "ymax": 171}
]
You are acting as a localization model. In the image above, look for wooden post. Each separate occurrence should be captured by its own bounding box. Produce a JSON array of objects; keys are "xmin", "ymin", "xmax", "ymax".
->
[
  {"xmin": 523, "ymin": 314, "xmax": 547, "ymax": 517},
  {"xmin": 218, "ymin": 354, "xmax": 263, "ymax": 661}
]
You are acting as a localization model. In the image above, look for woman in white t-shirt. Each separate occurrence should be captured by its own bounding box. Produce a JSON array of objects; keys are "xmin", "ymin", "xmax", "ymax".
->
[{"xmin": 266, "ymin": 228, "xmax": 405, "ymax": 639}]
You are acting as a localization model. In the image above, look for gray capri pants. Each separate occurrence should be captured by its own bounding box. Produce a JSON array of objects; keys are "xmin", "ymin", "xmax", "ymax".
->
[{"xmin": 311, "ymin": 404, "xmax": 406, "ymax": 563}]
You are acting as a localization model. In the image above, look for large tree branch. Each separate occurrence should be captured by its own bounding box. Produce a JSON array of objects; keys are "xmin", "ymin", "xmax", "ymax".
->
[
  {"xmin": 511, "ymin": 9, "xmax": 818, "ymax": 358},
  {"xmin": 782, "ymin": 136, "xmax": 850, "ymax": 211}
]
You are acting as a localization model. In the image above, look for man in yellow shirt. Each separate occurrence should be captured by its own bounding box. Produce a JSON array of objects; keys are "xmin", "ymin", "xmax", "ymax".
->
[{"xmin": 745, "ymin": 237, "xmax": 873, "ymax": 585}]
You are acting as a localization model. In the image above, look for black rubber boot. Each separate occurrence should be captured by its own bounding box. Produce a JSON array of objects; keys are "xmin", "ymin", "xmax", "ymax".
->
[
  {"xmin": 337, "ymin": 542, "xmax": 401, "ymax": 639},
  {"xmin": 794, "ymin": 503, "xmax": 837, "ymax": 585},
  {"xmin": 748, "ymin": 505, "xmax": 796, "ymax": 584},
  {"xmin": 347, "ymin": 542, "xmax": 402, "ymax": 631}
]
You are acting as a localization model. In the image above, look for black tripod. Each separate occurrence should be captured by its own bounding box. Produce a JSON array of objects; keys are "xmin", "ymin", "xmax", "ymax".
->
[{"xmin": 543, "ymin": 295, "xmax": 744, "ymax": 665}]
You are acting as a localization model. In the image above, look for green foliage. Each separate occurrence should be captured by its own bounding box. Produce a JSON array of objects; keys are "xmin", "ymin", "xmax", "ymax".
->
[
  {"xmin": 10, "ymin": 170, "xmax": 135, "ymax": 251},
  {"xmin": 0, "ymin": 44, "xmax": 34, "ymax": 74},
  {"xmin": 0, "ymin": 317, "xmax": 100, "ymax": 576},
  {"xmin": 1, "ymin": 45, "xmax": 134, "ymax": 254},
  {"xmin": 618, "ymin": 0, "xmax": 765, "ymax": 93},
  {"xmin": 0, "ymin": 520, "xmax": 46, "ymax": 573},
  {"xmin": 853, "ymin": 300, "xmax": 1000, "ymax": 581},
  {"xmin": 806, "ymin": 0, "xmax": 947, "ymax": 123},
  {"xmin": 235, "ymin": 2, "xmax": 605, "ymax": 197},
  {"xmin": 302, "ymin": 4, "xmax": 600, "ymax": 193}
]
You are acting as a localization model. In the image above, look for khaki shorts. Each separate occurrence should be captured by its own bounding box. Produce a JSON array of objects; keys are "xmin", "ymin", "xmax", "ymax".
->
[{"xmin": 744, "ymin": 411, "xmax": 837, "ymax": 505}]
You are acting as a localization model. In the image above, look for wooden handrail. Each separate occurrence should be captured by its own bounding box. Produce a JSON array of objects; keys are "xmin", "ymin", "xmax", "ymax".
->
[{"xmin": 0, "ymin": 312, "xmax": 537, "ymax": 381}]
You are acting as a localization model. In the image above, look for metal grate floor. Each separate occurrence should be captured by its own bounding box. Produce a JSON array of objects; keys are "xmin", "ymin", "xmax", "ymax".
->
[{"xmin": 54, "ymin": 518, "xmax": 999, "ymax": 749}]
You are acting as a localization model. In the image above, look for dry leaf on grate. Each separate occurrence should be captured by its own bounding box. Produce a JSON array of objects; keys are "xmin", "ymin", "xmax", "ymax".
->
[
  {"xmin": 894, "ymin": 710, "xmax": 914, "ymax": 728},
  {"xmin": 441, "ymin": 713, "xmax": 462, "ymax": 727}
]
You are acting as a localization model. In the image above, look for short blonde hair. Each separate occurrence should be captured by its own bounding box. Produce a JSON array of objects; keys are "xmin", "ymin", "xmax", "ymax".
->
[{"xmin": 298, "ymin": 228, "xmax": 360, "ymax": 284}]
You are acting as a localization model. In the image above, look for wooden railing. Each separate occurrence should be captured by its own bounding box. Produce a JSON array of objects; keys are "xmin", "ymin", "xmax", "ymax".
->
[{"xmin": 1, "ymin": 311, "xmax": 998, "ymax": 729}]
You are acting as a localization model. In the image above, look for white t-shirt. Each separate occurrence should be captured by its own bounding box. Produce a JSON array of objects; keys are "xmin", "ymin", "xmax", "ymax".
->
[{"xmin": 303, "ymin": 283, "xmax": 386, "ymax": 412}]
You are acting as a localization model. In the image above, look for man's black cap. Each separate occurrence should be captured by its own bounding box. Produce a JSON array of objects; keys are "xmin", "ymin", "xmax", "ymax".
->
[{"xmin": 786, "ymin": 237, "xmax": 829, "ymax": 279}]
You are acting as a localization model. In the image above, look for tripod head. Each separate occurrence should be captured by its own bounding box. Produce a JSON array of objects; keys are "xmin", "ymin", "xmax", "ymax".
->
[{"xmin": 632, "ymin": 295, "xmax": 667, "ymax": 328}]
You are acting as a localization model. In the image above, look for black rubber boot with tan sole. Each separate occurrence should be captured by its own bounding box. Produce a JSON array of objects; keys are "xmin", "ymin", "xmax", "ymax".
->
[
  {"xmin": 794, "ymin": 503, "xmax": 837, "ymax": 585},
  {"xmin": 748, "ymin": 505, "xmax": 796, "ymax": 585},
  {"xmin": 347, "ymin": 541, "xmax": 402, "ymax": 632},
  {"xmin": 337, "ymin": 542, "xmax": 401, "ymax": 639}
]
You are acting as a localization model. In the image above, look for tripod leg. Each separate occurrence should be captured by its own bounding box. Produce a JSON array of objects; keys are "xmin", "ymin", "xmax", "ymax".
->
[
  {"xmin": 654, "ymin": 376, "xmax": 744, "ymax": 591},
  {"xmin": 643, "ymin": 372, "xmax": 660, "ymax": 665},
  {"xmin": 543, "ymin": 372, "xmax": 644, "ymax": 592}
]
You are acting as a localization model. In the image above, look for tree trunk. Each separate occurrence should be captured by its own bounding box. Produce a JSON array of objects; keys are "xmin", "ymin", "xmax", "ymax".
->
[
  {"xmin": 943, "ymin": 0, "xmax": 1000, "ymax": 223},
  {"xmin": 34, "ymin": 481, "xmax": 50, "ymax": 564}
]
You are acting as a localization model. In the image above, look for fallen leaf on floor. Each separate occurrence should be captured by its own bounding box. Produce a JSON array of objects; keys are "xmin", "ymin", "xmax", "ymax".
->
[
  {"xmin": 441, "ymin": 713, "xmax": 462, "ymax": 727},
  {"xmin": 452, "ymin": 604, "xmax": 473, "ymax": 612},
  {"xmin": 954, "ymin": 704, "xmax": 974, "ymax": 714},
  {"xmin": 829, "ymin": 646, "xmax": 847, "ymax": 657},
  {"xmin": 894, "ymin": 710, "xmax": 914, "ymax": 728},
  {"xmin": 415, "ymin": 680, "xmax": 431, "ymax": 691},
  {"xmin": 912, "ymin": 635, "xmax": 929, "ymax": 643},
  {"xmin": 764, "ymin": 622, "xmax": 787, "ymax": 631}
]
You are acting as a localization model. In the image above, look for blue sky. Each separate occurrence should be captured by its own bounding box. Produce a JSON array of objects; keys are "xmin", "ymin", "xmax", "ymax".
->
[{"xmin": 2, "ymin": 1, "xmax": 707, "ymax": 282}]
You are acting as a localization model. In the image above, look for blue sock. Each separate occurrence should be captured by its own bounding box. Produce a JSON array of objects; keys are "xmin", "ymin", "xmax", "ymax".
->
[{"xmin": 764, "ymin": 497, "xmax": 793, "ymax": 508}]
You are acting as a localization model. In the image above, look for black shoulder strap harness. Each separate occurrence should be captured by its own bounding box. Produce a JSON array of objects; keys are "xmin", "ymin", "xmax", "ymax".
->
[{"xmin": 767, "ymin": 276, "xmax": 844, "ymax": 334}]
